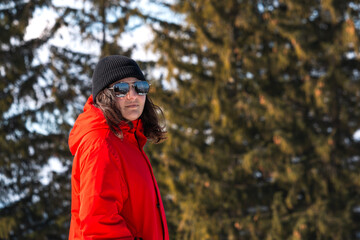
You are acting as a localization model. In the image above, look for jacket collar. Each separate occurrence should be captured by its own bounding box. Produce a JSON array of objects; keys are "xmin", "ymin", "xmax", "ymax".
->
[{"xmin": 120, "ymin": 118, "xmax": 147, "ymax": 148}]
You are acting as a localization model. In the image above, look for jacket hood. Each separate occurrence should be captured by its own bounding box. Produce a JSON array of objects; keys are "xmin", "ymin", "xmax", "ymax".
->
[{"xmin": 68, "ymin": 95, "xmax": 146, "ymax": 155}]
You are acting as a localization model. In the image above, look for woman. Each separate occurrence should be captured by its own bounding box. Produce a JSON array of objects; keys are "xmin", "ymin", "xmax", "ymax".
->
[{"xmin": 68, "ymin": 55, "xmax": 169, "ymax": 240}]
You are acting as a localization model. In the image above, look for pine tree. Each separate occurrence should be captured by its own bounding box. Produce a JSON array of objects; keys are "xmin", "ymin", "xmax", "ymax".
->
[
  {"xmin": 0, "ymin": 1, "xmax": 72, "ymax": 238},
  {"xmin": 143, "ymin": 0, "xmax": 360, "ymax": 239},
  {"xmin": 0, "ymin": 0, "xmax": 142, "ymax": 238}
]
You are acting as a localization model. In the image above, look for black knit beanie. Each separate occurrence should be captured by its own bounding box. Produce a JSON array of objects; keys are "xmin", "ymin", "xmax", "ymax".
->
[{"xmin": 92, "ymin": 55, "xmax": 145, "ymax": 102}]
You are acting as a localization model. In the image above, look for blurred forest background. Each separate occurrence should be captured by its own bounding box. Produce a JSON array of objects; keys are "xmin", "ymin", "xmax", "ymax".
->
[{"xmin": 1, "ymin": 0, "xmax": 360, "ymax": 239}]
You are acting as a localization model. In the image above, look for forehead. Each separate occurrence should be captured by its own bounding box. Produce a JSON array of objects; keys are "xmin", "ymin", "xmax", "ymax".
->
[{"xmin": 114, "ymin": 77, "xmax": 139, "ymax": 84}]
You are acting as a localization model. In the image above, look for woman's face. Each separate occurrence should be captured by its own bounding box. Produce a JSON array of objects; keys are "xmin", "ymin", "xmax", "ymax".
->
[{"xmin": 112, "ymin": 77, "xmax": 146, "ymax": 121}]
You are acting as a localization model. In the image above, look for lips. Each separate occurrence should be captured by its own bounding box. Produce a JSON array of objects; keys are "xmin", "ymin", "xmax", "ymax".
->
[{"xmin": 125, "ymin": 104, "xmax": 138, "ymax": 108}]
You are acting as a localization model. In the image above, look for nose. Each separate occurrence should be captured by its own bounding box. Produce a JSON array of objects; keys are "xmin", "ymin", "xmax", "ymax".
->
[{"xmin": 126, "ymin": 84, "xmax": 137, "ymax": 100}]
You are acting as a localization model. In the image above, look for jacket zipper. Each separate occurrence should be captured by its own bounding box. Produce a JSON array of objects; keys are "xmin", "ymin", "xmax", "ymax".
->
[{"xmin": 134, "ymin": 123, "xmax": 165, "ymax": 240}]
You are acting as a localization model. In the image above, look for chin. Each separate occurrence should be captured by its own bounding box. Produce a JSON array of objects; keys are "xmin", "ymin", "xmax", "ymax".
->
[{"xmin": 125, "ymin": 115, "xmax": 141, "ymax": 121}]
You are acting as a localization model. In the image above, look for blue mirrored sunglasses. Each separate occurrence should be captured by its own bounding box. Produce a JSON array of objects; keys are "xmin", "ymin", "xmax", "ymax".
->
[{"xmin": 108, "ymin": 81, "xmax": 151, "ymax": 97}]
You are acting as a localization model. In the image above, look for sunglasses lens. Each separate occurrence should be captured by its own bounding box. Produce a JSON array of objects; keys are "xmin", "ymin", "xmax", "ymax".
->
[
  {"xmin": 111, "ymin": 81, "xmax": 150, "ymax": 97},
  {"xmin": 113, "ymin": 82, "xmax": 129, "ymax": 97},
  {"xmin": 134, "ymin": 81, "xmax": 150, "ymax": 95}
]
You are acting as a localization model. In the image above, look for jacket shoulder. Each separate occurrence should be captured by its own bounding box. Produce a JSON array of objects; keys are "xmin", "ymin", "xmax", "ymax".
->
[
  {"xmin": 76, "ymin": 129, "xmax": 124, "ymax": 174},
  {"xmin": 74, "ymin": 128, "xmax": 112, "ymax": 156}
]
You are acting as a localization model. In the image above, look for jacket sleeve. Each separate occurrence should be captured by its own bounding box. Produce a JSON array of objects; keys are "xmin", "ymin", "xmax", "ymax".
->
[{"xmin": 79, "ymin": 138, "xmax": 133, "ymax": 240}]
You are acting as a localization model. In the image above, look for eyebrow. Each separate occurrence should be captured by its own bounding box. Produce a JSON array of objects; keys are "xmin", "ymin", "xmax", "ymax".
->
[{"xmin": 121, "ymin": 81, "xmax": 138, "ymax": 83}]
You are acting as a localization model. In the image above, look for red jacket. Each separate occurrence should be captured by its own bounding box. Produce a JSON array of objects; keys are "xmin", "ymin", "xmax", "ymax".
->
[{"xmin": 68, "ymin": 96, "xmax": 169, "ymax": 240}]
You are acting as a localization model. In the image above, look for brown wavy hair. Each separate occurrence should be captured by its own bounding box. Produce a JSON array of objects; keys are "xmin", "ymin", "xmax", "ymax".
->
[{"xmin": 94, "ymin": 88, "xmax": 166, "ymax": 143}]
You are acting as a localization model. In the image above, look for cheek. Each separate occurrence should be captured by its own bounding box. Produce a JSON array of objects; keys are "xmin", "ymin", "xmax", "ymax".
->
[
  {"xmin": 139, "ymin": 97, "xmax": 146, "ymax": 114},
  {"xmin": 140, "ymin": 96, "xmax": 146, "ymax": 108},
  {"xmin": 115, "ymin": 98, "xmax": 125, "ymax": 112}
]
